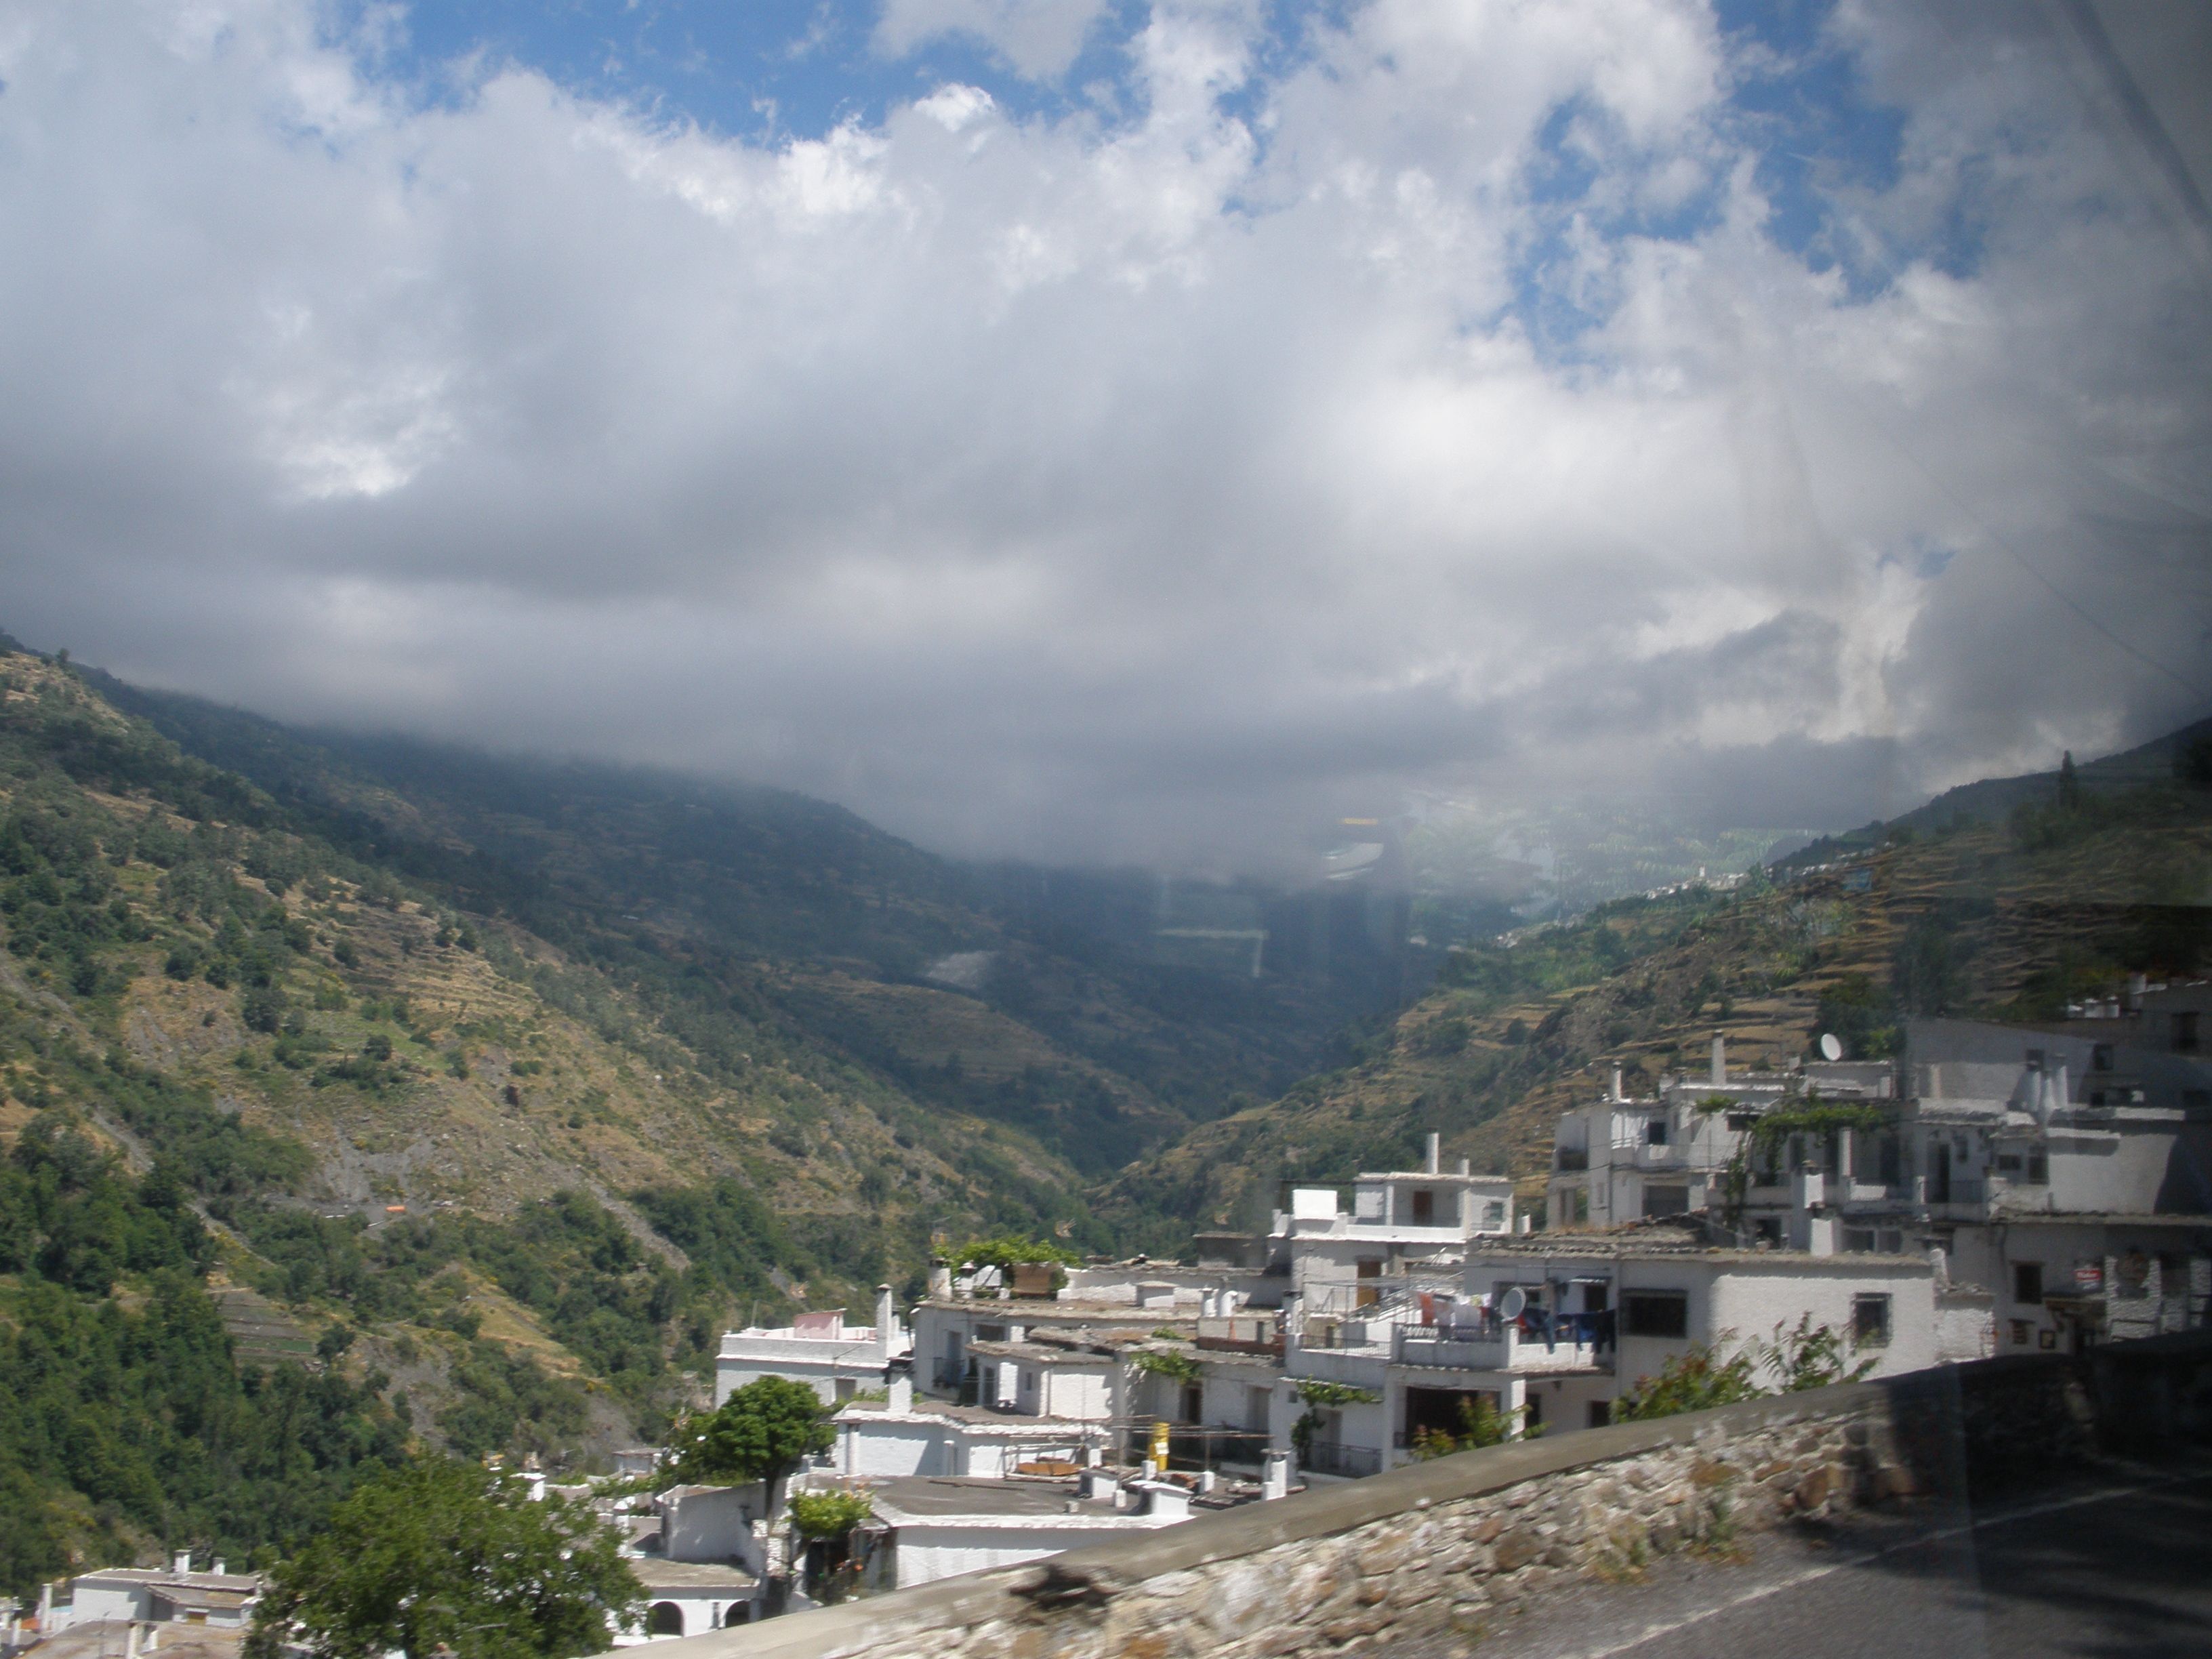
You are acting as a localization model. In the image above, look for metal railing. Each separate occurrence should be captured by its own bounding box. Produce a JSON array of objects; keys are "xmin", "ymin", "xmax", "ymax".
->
[{"xmin": 1300, "ymin": 1441, "xmax": 1382, "ymax": 1479}]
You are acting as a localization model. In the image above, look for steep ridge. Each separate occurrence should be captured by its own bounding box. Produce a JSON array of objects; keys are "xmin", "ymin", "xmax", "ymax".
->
[
  {"xmin": 0, "ymin": 647, "xmax": 1105, "ymax": 1473},
  {"xmin": 88, "ymin": 677, "xmax": 1368, "ymax": 1169},
  {"xmin": 1100, "ymin": 735, "xmax": 2212, "ymax": 1246}
]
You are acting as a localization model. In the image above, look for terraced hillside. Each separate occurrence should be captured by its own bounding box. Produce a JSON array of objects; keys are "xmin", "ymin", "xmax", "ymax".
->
[{"xmin": 1100, "ymin": 758, "xmax": 2212, "ymax": 1245}]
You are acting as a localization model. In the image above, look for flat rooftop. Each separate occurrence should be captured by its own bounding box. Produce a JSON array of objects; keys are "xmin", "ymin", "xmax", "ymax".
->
[{"xmin": 865, "ymin": 1476, "xmax": 1109, "ymax": 1520}]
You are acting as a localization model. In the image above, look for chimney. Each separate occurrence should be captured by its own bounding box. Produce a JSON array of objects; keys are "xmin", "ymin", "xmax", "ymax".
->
[
  {"xmin": 1710, "ymin": 1033, "xmax": 1726, "ymax": 1088},
  {"xmin": 875, "ymin": 1283, "xmax": 896, "ymax": 1355},
  {"xmin": 927, "ymin": 1259, "xmax": 952, "ymax": 1300},
  {"xmin": 1283, "ymin": 1292, "xmax": 1303, "ymax": 1354},
  {"xmin": 887, "ymin": 1375, "xmax": 913, "ymax": 1413},
  {"xmin": 2051, "ymin": 1061, "xmax": 2069, "ymax": 1113},
  {"xmin": 172, "ymin": 1551, "xmax": 192, "ymax": 1576},
  {"xmin": 1262, "ymin": 1450, "xmax": 1290, "ymax": 1500},
  {"xmin": 1425, "ymin": 1132, "xmax": 1440, "ymax": 1174},
  {"xmin": 1143, "ymin": 1482, "xmax": 1191, "ymax": 1522},
  {"xmin": 1458, "ymin": 1157, "xmax": 1470, "ymax": 1176},
  {"xmin": 1610, "ymin": 1066, "xmax": 1624, "ymax": 1103},
  {"xmin": 2127, "ymin": 972, "xmax": 2148, "ymax": 1010}
]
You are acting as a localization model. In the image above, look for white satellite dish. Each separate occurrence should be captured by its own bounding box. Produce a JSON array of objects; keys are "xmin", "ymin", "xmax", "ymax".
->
[
  {"xmin": 1820, "ymin": 1033, "xmax": 1843, "ymax": 1062},
  {"xmin": 1498, "ymin": 1286, "xmax": 1528, "ymax": 1319}
]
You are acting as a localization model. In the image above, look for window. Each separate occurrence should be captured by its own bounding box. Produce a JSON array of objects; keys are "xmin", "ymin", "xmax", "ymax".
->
[
  {"xmin": 1587, "ymin": 1400, "xmax": 1612, "ymax": 1429},
  {"xmin": 1641, "ymin": 1185, "xmax": 1688, "ymax": 1218},
  {"xmin": 2013, "ymin": 1262, "xmax": 2044, "ymax": 1305},
  {"xmin": 2011, "ymin": 1319, "xmax": 2030, "ymax": 1347},
  {"xmin": 1621, "ymin": 1291, "xmax": 1689, "ymax": 1338},
  {"xmin": 1726, "ymin": 1111, "xmax": 1758, "ymax": 1132},
  {"xmin": 1843, "ymin": 1227, "xmax": 1875, "ymax": 1253},
  {"xmin": 1486, "ymin": 1200, "xmax": 1507, "ymax": 1225},
  {"xmin": 1851, "ymin": 1294, "xmax": 1891, "ymax": 1347},
  {"xmin": 1181, "ymin": 1382, "xmax": 1203, "ymax": 1423},
  {"xmin": 2025, "ymin": 1148, "xmax": 2047, "ymax": 1185},
  {"xmin": 1645, "ymin": 1118, "xmax": 1669, "ymax": 1146},
  {"xmin": 1410, "ymin": 1188, "xmax": 1435, "ymax": 1225}
]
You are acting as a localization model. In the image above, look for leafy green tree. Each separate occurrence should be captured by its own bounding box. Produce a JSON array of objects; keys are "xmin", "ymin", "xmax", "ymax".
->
[
  {"xmin": 246, "ymin": 1460, "xmax": 640, "ymax": 1659},
  {"xmin": 669, "ymin": 1376, "xmax": 833, "ymax": 1507}
]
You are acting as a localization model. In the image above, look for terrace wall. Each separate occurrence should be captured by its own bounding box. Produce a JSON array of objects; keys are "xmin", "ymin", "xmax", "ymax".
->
[{"xmin": 634, "ymin": 1334, "xmax": 2212, "ymax": 1659}]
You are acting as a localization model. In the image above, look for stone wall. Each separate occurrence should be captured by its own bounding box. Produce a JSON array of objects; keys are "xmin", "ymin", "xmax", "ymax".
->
[{"xmin": 638, "ymin": 1336, "xmax": 2212, "ymax": 1659}]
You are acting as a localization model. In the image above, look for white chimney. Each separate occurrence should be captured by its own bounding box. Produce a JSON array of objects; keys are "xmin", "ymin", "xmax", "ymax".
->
[
  {"xmin": 1457, "ymin": 1158, "xmax": 1470, "ymax": 1176},
  {"xmin": 172, "ymin": 1551, "xmax": 192, "ymax": 1576},
  {"xmin": 927, "ymin": 1260, "xmax": 952, "ymax": 1299},
  {"xmin": 1262, "ymin": 1450, "xmax": 1290, "ymax": 1500},
  {"xmin": 1425, "ymin": 1132, "xmax": 1440, "ymax": 1174},
  {"xmin": 888, "ymin": 1375, "xmax": 913, "ymax": 1413},
  {"xmin": 2051, "ymin": 1061, "xmax": 2069, "ymax": 1113},
  {"xmin": 211, "ymin": 1560, "xmax": 226, "ymax": 1578},
  {"xmin": 1143, "ymin": 1483, "xmax": 1191, "ymax": 1522},
  {"xmin": 1710, "ymin": 1033, "xmax": 1726, "ymax": 1088},
  {"xmin": 1610, "ymin": 1066, "xmax": 1624, "ymax": 1103},
  {"xmin": 875, "ymin": 1283, "xmax": 897, "ymax": 1355},
  {"xmin": 1283, "ymin": 1293, "xmax": 1304, "ymax": 1354}
]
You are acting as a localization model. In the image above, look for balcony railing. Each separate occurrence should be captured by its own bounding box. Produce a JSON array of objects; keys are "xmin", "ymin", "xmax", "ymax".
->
[
  {"xmin": 1300, "ymin": 1441, "xmax": 1382, "ymax": 1479},
  {"xmin": 1391, "ymin": 1316, "xmax": 1612, "ymax": 1372}
]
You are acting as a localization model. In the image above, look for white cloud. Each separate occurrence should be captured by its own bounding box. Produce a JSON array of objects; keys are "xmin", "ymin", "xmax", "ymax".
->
[
  {"xmin": 875, "ymin": 0, "xmax": 1115, "ymax": 83},
  {"xmin": 0, "ymin": 0, "xmax": 2205, "ymax": 868}
]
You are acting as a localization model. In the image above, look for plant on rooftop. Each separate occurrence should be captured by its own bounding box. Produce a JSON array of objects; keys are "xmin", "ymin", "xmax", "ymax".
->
[
  {"xmin": 245, "ymin": 1458, "xmax": 640, "ymax": 1659},
  {"xmin": 789, "ymin": 1488, "xmax": 874, "ymax": 1540},
  {"xmin": 1130, "ymin": 1348, "xmax": 1202, "ymax": 1385},
  {"xmin": 952, "ymin": 1233, "xmax": 1080, "ymax": 1294}
]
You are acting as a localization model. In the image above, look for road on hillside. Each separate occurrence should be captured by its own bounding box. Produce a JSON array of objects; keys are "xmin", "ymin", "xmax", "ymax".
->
[{"xmin": 1391, "ymin": 1465, "xmax": 2212, "ymax": 1659}]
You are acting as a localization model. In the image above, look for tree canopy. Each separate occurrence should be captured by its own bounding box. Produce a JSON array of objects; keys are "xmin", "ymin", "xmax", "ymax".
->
[
  {"xmin": 670, "ymin": 1376, "xmax": 833, "ymax": 1494},
  {"xmin": 245, "ymin": 1459, "xmax": 640, "ymax": 1659}
]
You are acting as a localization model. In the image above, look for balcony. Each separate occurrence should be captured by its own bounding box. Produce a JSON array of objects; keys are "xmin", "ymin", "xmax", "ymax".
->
[
  {"xmin": 1391, "ymin": 1317, "xmax": 1610, "ymax": 1374},
  {"xmin": 1554, "ymin": 1148, "xmax": 1589, "ymax": 1172}
]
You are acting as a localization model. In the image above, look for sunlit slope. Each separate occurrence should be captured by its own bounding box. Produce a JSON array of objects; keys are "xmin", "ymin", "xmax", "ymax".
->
[{"xmin": 0, "ymin": 649, "xmax": 1097, "ymax": 1284}]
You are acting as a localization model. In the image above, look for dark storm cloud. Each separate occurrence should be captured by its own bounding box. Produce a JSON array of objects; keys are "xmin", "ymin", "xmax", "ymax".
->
[{"xmin": 0, "ymin": 0, "xmax": 2207, "ymax": 870}]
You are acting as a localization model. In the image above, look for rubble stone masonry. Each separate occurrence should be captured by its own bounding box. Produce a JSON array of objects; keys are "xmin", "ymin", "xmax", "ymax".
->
[{"xmin": 641, "ymin": 1335, "xmax": 2212, "ymax": 1659}]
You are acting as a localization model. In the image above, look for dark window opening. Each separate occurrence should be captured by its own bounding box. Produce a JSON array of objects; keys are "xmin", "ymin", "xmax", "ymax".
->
[
  {"xmin": 1851, "ymin": 1294, "xmax": 1891, "ymax": 1347},
  {"xmin": 1410, "ymin": 1189, "xmax": 1435, "ymax": 1225},
  {"xmin": 1622, "ymin": 1291, "xmax": 1689, "ymax": 1338},
  {"xmin": 1587, "ymin": 1399, "xmax": 1612, "ymax": 1429},
  {"xmin": 2014, "ymin": 1262, "xmax": 2044, "ymax": 1305},
  {"xmin": 1645, "ymin": 1118, "xmax": 1669, "ymax": 1146}
]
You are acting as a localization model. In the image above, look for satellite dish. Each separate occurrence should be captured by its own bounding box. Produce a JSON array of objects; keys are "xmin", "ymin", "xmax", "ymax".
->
[
  {"xmin": 1499, "ymin": 1287, "xmax": 1528, "ymax": 1319},
  {"xmin": 1820, "ymin": 1032, "xmax": 1843, "ymax": 1062}
]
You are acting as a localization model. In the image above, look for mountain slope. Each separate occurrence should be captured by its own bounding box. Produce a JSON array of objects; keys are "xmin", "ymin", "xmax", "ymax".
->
[
  {"xmin": 1101, "ymin": 733, "xmax": 2212, "ymax": 1244},
  {"xmin": 86, "ymin": 677, "xmax": 1370, "ymax": 1168}
]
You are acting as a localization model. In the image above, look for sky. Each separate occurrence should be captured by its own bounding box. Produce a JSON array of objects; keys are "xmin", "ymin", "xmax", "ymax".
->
[{"xmin": 1, "ymin": 0, "xmax": 2209, "ymax": 874}]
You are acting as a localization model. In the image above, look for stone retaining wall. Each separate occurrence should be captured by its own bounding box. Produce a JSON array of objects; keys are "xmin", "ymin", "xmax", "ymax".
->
[{"xmin": 639, "ymin": 1336, "xmax": 2212, "ymax": 1659}]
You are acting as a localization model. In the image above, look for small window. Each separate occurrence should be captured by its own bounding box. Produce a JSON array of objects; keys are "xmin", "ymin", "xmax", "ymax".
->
[
  {"xmin": 1645, "ymin": 1118, "xmax": 1669, "ymax": 1146},
  {"xmin": 1181, "ymin": 1382, "xmax": 1203, "ymax": 1423},
  {"xmin": 1851, "ymin": 1294, "xmax": 1891, "ymax": 1347},
  {"xmin": 2024, "ymin": 1149, "xmax": 2047, "ymax": 1185},
  {"xmin": 1410, "ymin": 1189, "xmax": 1435, "ymax": 1225},
  {"xmin": 1587, "ymin": 1399, "xmax": 1612, "ymax": 1429},
  {"xmin": 2091, "ymin": 1043, "xmax": 2113, "ymax": 1072},
  {"xmin": 1726, "ymin": 1111, "xmax": 1758, "ymax": 1132},
  {"xmin": 2013, "ymin": 1263, "xmax": 2044, "ymax": 1305},
  {"xmin": 2010, "ymin": 1319, "xmax": 2030, "ymax": 1347},
  {"xmin": 1843, "ymin": 1228, "xmax": 1875, "ymax": 1253},
  {"xmin": 1621, "ymin": 1291, "xmax": 1689, "ymax": 1338}
]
